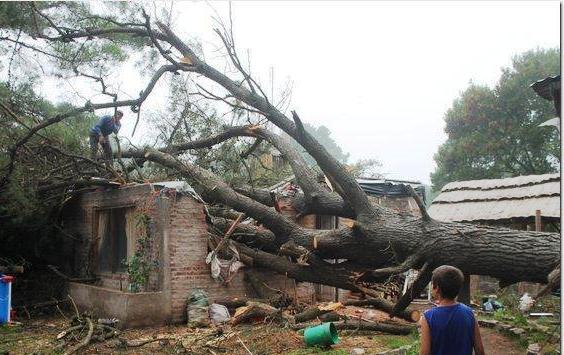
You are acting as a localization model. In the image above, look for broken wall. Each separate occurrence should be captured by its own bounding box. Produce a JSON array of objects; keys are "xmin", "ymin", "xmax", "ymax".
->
[{"xmin": 63, "ymin": 183, "xmax": 291, "ymax": 325}]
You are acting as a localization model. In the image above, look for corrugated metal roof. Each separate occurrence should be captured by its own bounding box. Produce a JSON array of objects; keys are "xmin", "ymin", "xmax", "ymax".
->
[{"xmin": 429, "ymin": 173, "xmax": 561, "ymax": 222}]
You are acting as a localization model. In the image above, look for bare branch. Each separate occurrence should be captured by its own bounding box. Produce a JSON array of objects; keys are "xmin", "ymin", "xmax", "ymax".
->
[
  {"xmin": 406, "ymin": 185, "xmax": 431, "ymax": 221},
  {"xmin": 156, "ymin": 22, "xmax": 378, "ymax": 220}
]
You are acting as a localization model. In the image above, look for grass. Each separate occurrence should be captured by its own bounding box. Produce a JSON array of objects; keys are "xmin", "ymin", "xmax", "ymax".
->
[
  {"xmin": 380, "ymin": 333, "xmax": 418, "ymax": 349},
  {"xmin": 381, "ymin": 337, "xmax": 413, "ymax": 349},
  {"xmin": 379, "ymin": 329, "xmax": 420, "ymax": 354},
  {"xmin": 0, "ymin": 323, "xmax": 26, "ymax": 353},
  {"xmin": 287, "ymin": 348, "xmax": 348, "ymax": 355},
  {"xmin": 0, "ymin": 324, "xmax": 23, "ymax": 335}
]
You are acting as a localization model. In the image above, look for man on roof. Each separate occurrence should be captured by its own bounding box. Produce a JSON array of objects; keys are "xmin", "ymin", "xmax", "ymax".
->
[{"xmin": 89, "ymin": 110, "xmax": 123, "ymax": 162}]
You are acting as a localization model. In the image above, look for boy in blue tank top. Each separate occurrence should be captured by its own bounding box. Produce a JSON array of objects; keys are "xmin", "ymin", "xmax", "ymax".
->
[{"xmin": 419, "ymin": 265, "xmax": 485, "ymax": 355}]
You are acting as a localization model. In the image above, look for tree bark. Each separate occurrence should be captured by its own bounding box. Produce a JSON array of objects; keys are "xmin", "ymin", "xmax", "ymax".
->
[{"xmin": 333, "ymin": 321, "xmax": 415, "ymax": 335}]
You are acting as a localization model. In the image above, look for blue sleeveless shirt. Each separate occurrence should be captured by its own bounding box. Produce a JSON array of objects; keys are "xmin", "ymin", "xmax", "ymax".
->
[{"xmin": 423, "ymin": 303, "xmax": 475, "ymax": 355}]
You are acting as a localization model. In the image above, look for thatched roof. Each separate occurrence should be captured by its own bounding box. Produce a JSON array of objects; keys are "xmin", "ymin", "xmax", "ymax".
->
[{"xmin": 428, "ymin": 173, "xmax": 560, "ymax": 222}]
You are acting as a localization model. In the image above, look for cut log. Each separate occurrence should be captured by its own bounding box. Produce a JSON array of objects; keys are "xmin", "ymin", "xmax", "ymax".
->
[
  {"xmin": 333, "ymin": 320, "xmax": 414, "ymax": 335},
  {"xmin": 231, "ymin": 301, "xmax": 283, "ymax": 325},
  {"xmin": 318, "ymin": 312, "xmax": 342, "ymax": 322},
  {"xmin": 293, "ymin": 320, "xmax": 414, "ymax": 335},
  {"xmin": 344, "ymin": 298, "xmax": 420, "ymax": 323},
  {"xmin": 294, "ymin": 302, "xmax": 343, "ymax": 323}
]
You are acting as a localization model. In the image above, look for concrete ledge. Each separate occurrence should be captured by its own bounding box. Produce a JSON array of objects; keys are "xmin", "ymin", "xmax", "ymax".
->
[{"xmin": 69, "ymin": 282, "xmax": 171, "ymax": 328}]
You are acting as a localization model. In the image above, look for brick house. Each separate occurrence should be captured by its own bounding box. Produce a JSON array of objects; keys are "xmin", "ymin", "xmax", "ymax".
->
[{"xmin": 62, "ymin": 181, "xmax": 288, "ymax": 327}]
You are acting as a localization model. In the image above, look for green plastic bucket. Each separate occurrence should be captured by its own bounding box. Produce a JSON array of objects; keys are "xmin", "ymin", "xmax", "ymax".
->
[{"xmin": 303, "ymin": 322, "xmax": 339, "ymax": 347}]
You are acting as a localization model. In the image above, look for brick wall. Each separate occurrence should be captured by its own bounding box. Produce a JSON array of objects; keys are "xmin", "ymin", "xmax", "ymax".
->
[
  {"xmin": 165, "ymin": 195, "xmax": 292, "ymax": 323},
  {"xmin": 62, "ymin": 184, "xmax": 165, "ymax": 290},
  {"xmin": 167, "ymin": 194, "xmax": 211, "ymax": 323},
  {"xmin": 63, "ymin": 183, "xmax": 293, "ymax": 324}
]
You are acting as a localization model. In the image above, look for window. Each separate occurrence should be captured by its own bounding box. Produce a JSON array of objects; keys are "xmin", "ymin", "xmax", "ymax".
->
[{"xmin": 97, "ymin": 208, "xmax": 131, "ymax": 273}]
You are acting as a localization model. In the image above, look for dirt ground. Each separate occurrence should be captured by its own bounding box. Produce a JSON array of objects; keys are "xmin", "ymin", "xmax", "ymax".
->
[
  {"xmin": 0, "ymin": 315, "xmax": 408, "ymax": 354},
  {"xmin": 0, "ymin": 312, "xmax": 530, "ymax": 355},
  {"xmin": 480, "ymin": 328, "xmax": 523, "ymax": 355}
]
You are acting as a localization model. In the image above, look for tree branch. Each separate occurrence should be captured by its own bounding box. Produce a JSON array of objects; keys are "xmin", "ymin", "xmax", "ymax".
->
[
  {"xmin": 156, "ymin": 22, "xmax": 378, "ymax": 220},
  {"xmin": 0, "ymin": 64, "xmax": 177, "ymax": 189},
  {"xmin": 392, "ymin": 261, "xmax": 432, "ymax": 316}
]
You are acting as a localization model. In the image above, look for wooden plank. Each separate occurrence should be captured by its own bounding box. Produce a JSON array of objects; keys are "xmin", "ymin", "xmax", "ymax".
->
[
  {"xmin": 535, "ymin": 210, "xmax": 541, "ymax": 231},
  {"xmin": 458, "ymin": 273, "xmax": 471, "ymax": 305}
]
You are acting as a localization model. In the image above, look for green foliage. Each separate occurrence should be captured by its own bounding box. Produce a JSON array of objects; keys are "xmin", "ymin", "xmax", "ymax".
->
[
  {"xmin": 125, "ymin": 254, "xmax": 150, "ymax": 293},
  {"xmin": 493, "ymin": 308, "xmax": 510, "ymax": 322},
  {"xmin": 431, "ymin": 48, "xmax": 560, "ymax": 190},
  {"xmin": 407, "ymin": 343, "xmax": 420, "ymax": 355},
  {"xmin": 381, "ymin": 336, "xmax": 412, "ymax": 349},
  {"xmin": 0, "ymin": 2, "xmax": 148, "ymax": 89},
  {"xmin": 513, "ymin": 312, "xmax": 528, "ymax": 327},
  {"xmin": 0, "ymin": 82, "xmax": 96, "ymax": 219},
  {"xmin": 143, "ymin": 75, "xmax": 294, "ymax": 188},
  {"xmin": 0, "ymin": 2, "xmax": 62, "ymax": 33},
  {"xmin": 124, "ymin": 211, "xmax": 155, "ymax": 293},
  {"xmin": 0, "ymin": 82, "xmax": 96, "ymax": 262}
]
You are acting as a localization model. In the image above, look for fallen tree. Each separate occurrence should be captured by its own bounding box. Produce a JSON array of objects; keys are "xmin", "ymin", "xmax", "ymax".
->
[{"xmin": 0, "ymin": 4, "xmax": 559, "ymax": 317}]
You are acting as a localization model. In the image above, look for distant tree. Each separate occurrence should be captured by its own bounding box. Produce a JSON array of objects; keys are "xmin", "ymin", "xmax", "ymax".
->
[
  {"xmin": 285, "ymin": 123, "xmax": 350, "ymax": 166},
  {"xmin": 431, "ymin": 48, "xmax": 560, "ymax": 190},
  {"xmin": 347, "ymin": 158, "xmax": 383, "ymax": 179}
]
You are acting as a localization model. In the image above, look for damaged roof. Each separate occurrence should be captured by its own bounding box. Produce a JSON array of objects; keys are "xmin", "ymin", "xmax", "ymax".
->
[
  {"xmin": 428, "ymin": 173, "xmax": 560, "ymax": 222},
  {"xmin": 269, "ymin": 175, "xmax": 425, "ymax": 201},
  {"xmin": 357, "ymin": 178, "xmax": 425, "ymax": 201},
  {"xmin": 152, "ymin": 180, "xmax": 197, "ymax": 194}
]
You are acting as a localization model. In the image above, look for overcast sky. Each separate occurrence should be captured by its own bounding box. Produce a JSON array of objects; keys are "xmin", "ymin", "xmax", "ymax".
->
[{"xmin": 45, "ymin": 1, "xmax": 561, "ymax": 184}]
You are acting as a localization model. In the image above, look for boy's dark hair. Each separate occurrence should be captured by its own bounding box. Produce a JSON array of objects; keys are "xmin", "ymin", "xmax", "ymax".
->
[{"xmin": 431, "ymin": 265, "xmax": 464, "ymax": 299}]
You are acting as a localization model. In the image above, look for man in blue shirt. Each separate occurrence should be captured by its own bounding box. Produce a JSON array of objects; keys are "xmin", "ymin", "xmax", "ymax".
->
[{"xmin": 89, "ymin": 110, "xmax": 123, "ymax": 161}]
